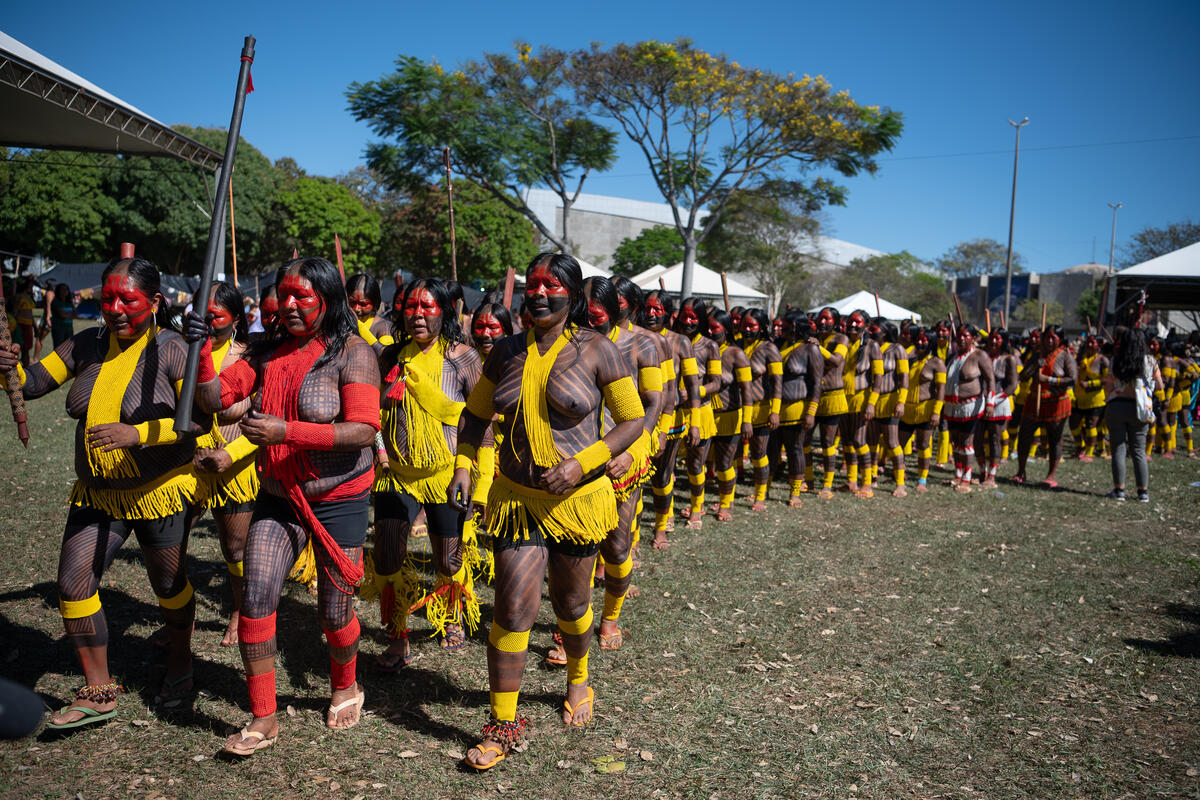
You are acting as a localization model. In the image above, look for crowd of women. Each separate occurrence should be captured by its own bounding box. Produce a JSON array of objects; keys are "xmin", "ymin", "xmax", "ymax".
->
[{"xmin": 0, "ymin": 250, "xmax": 1194, "ymax": 770}]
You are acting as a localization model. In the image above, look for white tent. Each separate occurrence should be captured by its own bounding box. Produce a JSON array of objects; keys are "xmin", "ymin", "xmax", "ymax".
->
[
  {"xmin": 1113, "ymin": 241, "xmax": 1200, "ymax": 312},
  {"xmin": 630, "ymin": 262, "xmax": 767, "ymax": 308},
  {"xmin": 1116, "ymin": 241, "xmax": 1200, "ymax": 278},
  {"xmin": 808, "ymin": 290, "xmax": 922, "ymax": 322}
]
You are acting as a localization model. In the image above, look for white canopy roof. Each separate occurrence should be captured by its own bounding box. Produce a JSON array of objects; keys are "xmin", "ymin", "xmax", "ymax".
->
[
  {"xmin": 630, "ymin": 262, "xmax": 767, "ymax": 305},
  {"xmin": 808, "ymin": 290, "xmax": 922, "ymax": 322},
  {"xmin": 1116, "ymin": 241, "xmax": 1200, "ymax": 277}
]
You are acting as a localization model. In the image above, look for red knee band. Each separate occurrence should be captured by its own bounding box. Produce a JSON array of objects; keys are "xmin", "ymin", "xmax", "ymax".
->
[
  {"xmin": 341, "ymin": 382, "xmax": 381, "ymax": 428},
  {"xmin": 219, "ymin": 359, "xmax": 257, "ymax": 409},
  {"xmin": 323, "ymin": 614, "xmax": 360, "ymax": 649},
  {"xmin": 284, "ymin": 421, "xmax": 336, "ymax": 449},
  {"xmin": 329, "ymin": 654, "xmax": 357, "ymax": 691},
  {"xmin": 238, "ymin": 611, "xmax": 276, "ymax": 644},
  {"xmin": 246, "ymin": 670, "xmax": 277, "ymax": 717}
]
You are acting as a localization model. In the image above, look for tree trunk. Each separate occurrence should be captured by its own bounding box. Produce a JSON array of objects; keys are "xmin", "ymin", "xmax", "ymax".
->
[
  {"xmin": 560, "ymin": 199, "xmax": 574, "ymax": 257},
  {"xmin": 680, "ymin": 235, "xmax": 698, "ymax": 300}
]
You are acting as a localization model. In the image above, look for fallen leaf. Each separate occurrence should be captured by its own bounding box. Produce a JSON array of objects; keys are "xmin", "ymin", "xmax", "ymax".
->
[
  {"xmin": 192, "ymin": 755, "xmax": 207, "ymax": 762},
  {"xmin": 613, "ymin": 738, "xmax": 628, "ymax": 750},
  {"xmin": 398, "ymin": 750, "xmax": 419, "ymax": 759},
  {"xmin": 556, "ymin": 760, "xmax": 573, "ymax": 769},
  {"xmin": 1186, "ymin": 767, "xmax": 1198, "ymax": 777},
  {"xmin": 1139, "ymin": 690, "xmax": 1158, "ymax": 702},
  {"xmin": 329, "ymin": 782, "xmax": 341, "ymax": 792},
  {"xmin": 888, "ymin": 727, "xmax": 903, "ymax": 737},
  {"xmin": 686, "ymin": 602, "xmax": 697, "ymax": 610},
  {"xmin": 286, "ymin": 705, "xmax": 297, "ymax": 717},
  {"xmin": 131, "ymin": 719, "xmax": 150, "ymax": 727},
  {"xmin": 808, "ymin": 723, "xmax": 819, "ymax": 734},
  {"xmin": 821, "ymin": 629, "xmax": 836, "ymax": 636},
  {"xmin": 639, "ymin": 750, "xmax": 654, "ymax": 761},
  {"xmin": 447, "ymin": 749, "xmax": 465, "ymax": 760}
]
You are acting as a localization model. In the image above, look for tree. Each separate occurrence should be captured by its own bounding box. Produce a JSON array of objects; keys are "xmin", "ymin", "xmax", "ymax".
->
[
  {"xmin": 347, "ymin": 45, "xmax": 617, "ymax": 254},
  {"xmin": 383, "ymin": 180, "xmax": 538, "ymax": 285},
  {"xmin": 1118, "ymin": 219, "xmax": 1200, "ymax": 267},
  {"xmin": 570, "ymin": 39, "xmax": 902, "ymax": 298},
  {"xmin": 1012, "ymin": 298, "xmax": 1064, "ymax": 327},
  {"xmin": 1075, "ymin": 285, "xmax": 1103, "ymax": 328},
  {"xmin": 935, "ymin": 238, "xmax": 1024, "ymax": 278},
  {"xmin": 265, "ymin": 176, "xmax": 380, "ymax": 272},
  {"xmin": 807, "ymin": 251, "xmax": 952, "ymax": 324},
  {"xmin": 702, "ymin": 181, "xmax": 822, "ymax": 313},
  {"xmin": 611, "ymin": 226, "xmax": 685, "ymax": 276}
]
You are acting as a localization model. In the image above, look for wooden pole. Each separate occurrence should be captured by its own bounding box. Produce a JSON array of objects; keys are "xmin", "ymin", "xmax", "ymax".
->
[
  {"xmin": 444, "ymin": 147, "xmax": 458, "ymax": 283},
  {"xmin": 985, "ymin": 309, "xmax": 991, "ymax": 333},
  {"xmin": 952, "ymin": 293, "xmax": 964, "ymax": 327},
  {"xmin": 227, "ymin": 168, "xmax": 238, "ymax": 288},
  {"xmin": 999, "ymin": 310, "xmax": 1006, "ymax": 329},
  {"xmin": 874, "ymin": 292, "xmax": 882, "ymax": 319},
  {"xmin": 0, "ymin": 279, "xmax": 29, "ymax": 446},
  {"xmin": 720, "ymin": 272, "xmax": 732, "ymax": 313},
  {"xmin": 502, "ymin": 267, "xmax": 515, "ymax": 310},
  {"xmin": 334, "ymin": 233, "xmax": 345, "ymax": 282}
]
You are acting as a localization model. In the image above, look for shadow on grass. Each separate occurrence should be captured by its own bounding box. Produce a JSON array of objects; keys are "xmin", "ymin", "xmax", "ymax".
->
[{"xmin": 1125, "ymin": 603, "xmax": 1200, "ymax": 658}]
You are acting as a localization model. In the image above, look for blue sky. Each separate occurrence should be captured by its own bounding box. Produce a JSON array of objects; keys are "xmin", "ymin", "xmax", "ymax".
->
[{"xmin": 4, "ymin": 0, "xmax": 1198, "ymax": 271}]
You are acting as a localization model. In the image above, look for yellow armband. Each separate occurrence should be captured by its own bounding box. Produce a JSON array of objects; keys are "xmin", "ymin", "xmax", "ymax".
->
[
  {"xmin": 464, "ymin": 375, "xmax": 495, "ymax": 420},
  {"xmin": 41, "ymin": 351, "xmax": 72, "ymax": 384},
  {"xmin": 818, "ymin": 346, "xmax": 832, "ymax": 359},
  {"xmin": 0, "ymin": 363, "xmax": 26, "ymax": 391},
  {"xmin": 456, "ymin": 440, "xmax": 479, "ymax": 472},
  {"xmin": 897, "ymin": 358, "xmax": 910, "ymax": 375},
  {"xmin": 133, "ymin": 419, "xmax": 180, "ymax": 446},
  {"xmin": 735, "ymin": 366, "xmax": 752, "ymax": 384},
  {"xmin": 767, "ymin": 361, "xmax": 783, "ymax": 376},
  {"xmin": 871, "ymin": 359, "xmax": 884, "ymax": 377},
  {"xmin": 866, "ymin": 390, "xmax": 880, "ymax": 408},
  {"xmin": 769, "ymin": 397, "xmax": 782, "ymax": 415},
  {"xmin": 741, "ymin": 405, "xmax": 754, "ymax": 423},
  {"xmin": 638, "ymin": 365, "xmax": 663, "ymax": 393},
  {"xmin": 698, "ymin": 385, "xmax": 707, "ymax": 399},
  {"xmin": 603, "ymin": 375, "xmax": 645, "ymax": 424},
  {"xmin": 804, "ymin": 399, "xmax": 819, "ymax": 418},
  {"xmin": 932, "ymin": 399, "xmax": 944, "ymax": 416},
  {"xmin": 223, "ymin": 435, "xmax": 258, "ymax": 462},
  {"xmin": 660, "ymin": 358, "xmax": 676, "ymax": 382},
  {"xmin": 680, "ymin": 357, "xmax": 699, "ymax": 377},
  {"xmin": 658, "ymin": 411, "xmax": 674, "ymax": 432},
  {"xmin": 378, "ymin": 334, "xmax": 395, "ymax": 347},
  {"xmin": 472, "ymin": 444, "xmax": 495, "ymax": 503},
  {"xmin": 934, "ymin": 371, "xmax": 946, "ymax": 385},
  {"xmin": 573, "ymin": 439, "xmax": 612, "ymax": 474},
  {"xmin": 833, "ymin": 344, "xmax": 848, "ymax": 360},
  {"xmin": 707, "ymin": 359, "xmax": 723, "ymax": 377},
  {"xmin": 1154, "ymin": 388, "xmax": 1166, "ymax": 401},
  {"xmin": 356, "ymin": 318, "xmax": 378, "ymax": 346}
]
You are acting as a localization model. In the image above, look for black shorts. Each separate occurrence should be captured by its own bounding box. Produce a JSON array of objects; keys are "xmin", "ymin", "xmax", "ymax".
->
[
  {"xmin": 946, "ymin": 418, "xmax": 979, "ymax": 436},
  {"xmin": 373, "ymin": 491, "xmax": 464, "ymax": 539},
  {"xmin": 65, "ymin": 503, "xmax": 189, "ymax": 550},
  {"xmin": 898, "ymin": 419, "xmax": 934, "ymax": 435},
  {"xmin": 253, "ymin": 490, "xmax": 369, "ymax": 549},
  {"xmin": 815, "ymin": 413, "xmax": 843, "ymax": 428},
  {"xmin": 492, "ymin": 510, "xmax": 601, "ymax": 558},
  {"xmin": 212, "ymin": 498, "xmax": 255, "ymax": 515}
]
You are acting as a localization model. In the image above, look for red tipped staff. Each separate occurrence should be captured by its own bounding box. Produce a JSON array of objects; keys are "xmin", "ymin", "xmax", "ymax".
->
[
  {"xmin": 502, "ymin": 267, "xmax": 515, "ymax": 310},
  {"xmin": 227, "ymin": 169, "xmax": 239, "ymax": 288},
  {"xmin": 985, "ymin": 309, "xmax": 992, "ymax": 333},
  {"xmin": 720, "ymin": 272, "xmax": 732, "ymax": 313},
  {"xmin": 0, "ymin": 279, "xmax": 29, "ymax": 447},
  {"xmin": 334, "ymin": 233, "xmax": 345, "ymax": 282},
  {"xmin": 952, "ymin": 293, "xmax": 964, "ymax": 327},
  {"xmin": 874, "ymin": 292, "xmax": 882, "ymax": 319},
  {"xmin": 443, "ymin": 147, "xmax": 458, "ymax": 283},
  {"xmin": 999, "ymin": 310, "xmax": 1006, "ymax": 329},
  {"xmin": 659, "ymin": 276, "xmax": 667, "ymax": 293}
]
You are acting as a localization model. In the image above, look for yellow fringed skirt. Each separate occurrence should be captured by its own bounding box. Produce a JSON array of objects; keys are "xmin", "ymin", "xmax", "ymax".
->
[
  {"xmin": 69, "ymin": 464, "xmax": 197, "ymax": 521},
  {"xmin": 486, "ymin": 472, "xmax": 617, "ymax": 546},
  {"xmin": 373, "ymin": 462, "xmax": 455, "ymax": 506},
  {"xmin": 816, "ymin": 388, "xmax": 848, "ymax": 417}
]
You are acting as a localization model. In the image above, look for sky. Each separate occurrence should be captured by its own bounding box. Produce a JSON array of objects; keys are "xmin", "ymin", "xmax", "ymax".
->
[{"xmin": 4, "ymin": 0, "xmax": 1199, "ymax": 272}]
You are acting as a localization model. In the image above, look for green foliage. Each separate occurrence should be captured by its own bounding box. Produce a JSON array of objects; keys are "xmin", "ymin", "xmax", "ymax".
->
[
  {"xmin": 611, "ymin": 226, "xmax": 685, "ymax": 276},
  {"xmin": 1118, "ymin": 218, "xmax": 1200, "ymax": 267},
  {"xmin": 265, "ymin": 176, "xmax": 381, "ymax": 272},
  {"xmin": 383, "ymin": 180, "xmax": 538, "ymax": 285},
  {"xmin": 347, "ymin": 46, "xmax": 617, "ymax": 253},
  {"xmin": 935, "ymin": 238, "xmax": 1024, "ymax": 278},
  {"xmin": 1013, "ymin": 297, "xmax": 1064, "ymax": 327},
  {"xmin": 0, "ymin": 150, "xmax": 119, "ymax": 261},
  {"xmin": 812, "ymin": 251, "xmax": 952, "ymax": 323},
  {"xmin": 1075, "ymin": 285, "xmax": 1103, "ymax": 326}
]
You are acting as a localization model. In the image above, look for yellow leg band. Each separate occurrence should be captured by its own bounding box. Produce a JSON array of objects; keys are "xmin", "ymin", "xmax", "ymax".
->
[
  {"xmin": 790, "ymin": 478, "xmax": 805, "ymax": 495},
  {"xmin": 716, "ymin": 467, "xmax": 736, "ymax": 482},
  {"xmin": 60, "ymin": 592, "xmax": 101, "ymax": 619},
  {"xmin": 751, "ymin": 456, "xmax": 769, "ymax": 469},
  {"xmin": 823, "ymin": 471, "xmax": 835, "ymax": 488},
  {"xmin": 488, "ymin": 623, "xmax": 531, "ymax": 653},
  {"xmin": 557, "ymin": 606, "xmax": 595, "ymax": 637},
  {"xmin": 226, "ymin": 560, "xmax": 244, "ymax": 577},
  {"xmin": 719, "ymin": 491, "xmax": 735, "ymax": 508},
  {"xmin": 604, "ymin": 554, "xmax": 633, "ymax": 580},
  {"xmin": 567, "ymin": 651, "xmax": 589, "ymax": 685},
  {"xmin": 157, "ymin": 581, "xmax": 194, "ymax": 610},
  {"xmin": 687, "ymin": 473, "xmax": 706, "ymax": 487},
  {"xmin": 602, "ymin": 590, "xmax": 626, "ymax": 623},
  {"xmin": 490, "ymin": 690, "xmax": 520, "ymax": 722},
  {"xmin": 754, "ymin": 483, "xmax": 768, "ymax": 501}
]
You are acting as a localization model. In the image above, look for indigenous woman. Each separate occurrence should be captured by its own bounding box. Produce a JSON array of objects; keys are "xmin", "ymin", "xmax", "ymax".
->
[
  {"xmin": 705, "ymin": 309, "xmax": 754, "ymax": 520},
  {"xmin": 640, "ymin": 290, "xmax": 700, "ymax": 549},
  {"xmin": 739, "ymin": 308, "xmax": 783, "ymax": 509},
  {"xmin": 942, "ymin": 324, "xmax": 994, "ymax": 491},
  {"xmin": 976, "ymin": 328, "xmax": 1019, "ymax": 488},
  {"xmin": 364, "ymin": 278, "xmax": 485, "ymax": 669},
  {"xmin": 675, "ymin": 298, "xmax": 721, "ymax": 529},
  {"xmin": 867, "ymin": 319, "xmax": 908, "ymax": 497},
  {"xmin": 813, "ymin": 307, "xmax": 850, "ymax": 498},
  {"xmin": 50, "ymin": 283, "xmax": 77, "ymax": 347},
  {"xmin": 449, "ymin": 253, "xmax": 645, "ymax": 770},
  {"xmin": 188, "ymin": 257, "xmax": 381, "ymax": 755},
  {"xmin": 582, "ymin": 277, "xmax": 661, "ymax": 649},
  {"xmin": 192, "ymin": 282, "xmax": 260, "ymax": 647},
  {"xmin": 0, "ymin": 256, "xmax": 200, "ymax": 727},
  {"xmin": 774, "ymin": 311, "xmax": 822, "ymax": 506},
  {"xmin": 1155, "ymin": 338, "xmax": 1179, "ymax": 458},
  {"xmin": 1169, "ymin": 340, "xmax": 1197, "ymax": 457},
  {"xmin": 897, "ymin": 327, "xmax": 946, "ymax": 492},
  {"xmin": 467, "ymin": 300, "xmax": 513, "ymax": 514},
  {"xmin": 1014, "ymin": 325, "xmax": 1076, "ymax": 487},
  {"xmin": 1071, "ymin": 334, "xmax": 1108, "ymax": 462},
  {"xmin": 841, "ymin": 310, "xmax": 883, "ymax": 497},
  {"xmin": 251, "ymin": 283, "xmax": 279, "ymax": 341},
  {"xmin": 346, "ymin": 273, "xmax": 396, "ymax": 345}
]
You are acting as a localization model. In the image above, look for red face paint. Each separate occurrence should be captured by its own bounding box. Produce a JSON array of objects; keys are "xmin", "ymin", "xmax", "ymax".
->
[
  {"xmin": 278, "ymin": 274, "xmax": 324, "ymax": 337},
  {"xmin": 956, "ymin": 327, "xmax": 974, "ymax": 348},
  {"xmin": 587, "ymin": 299, "xmax": 611, "ymax": 329},
  {"xmin": 348, "ymin": 289, "xmax": 376, "ymax": 321},
  {"xmin": 772, "ymin": 318, "xmax": 784, "ymax": 337},
  {"xmin": 260, "ymin": 296, "xmax": 279, "ymax": 328},
  {"xmin": 473, "ymin": 313, "xmax": 504, "ymax": 342},
  {"xmin": 1043, "ymin": 331, "xmax": 1060, "ymax": 353},
  {"xmin": 708, "ymin": 318, "xmax": 726, "ymax": 339},
  {"xmin": 817, "ymin": 310, "xmax": 834, "ymax": 331},
  {"xmin": 678, "ymin": 304, "xmax": 700, "ymax": 333},
  {"xmin": 208, "ymin": 299, "xmax": 235, "ymax": 336},
  {"xmin": 741, "ymin": 314, "xmax": 761, "ymax": 336},
  {"xmin": 525, "ymin": 264, "xmax": 570, "ymax": 321},
  {"xmin": 1148, "ymin": 338, "xmax": 1160, "ymax": 355},
  {"xmin": 846, "ymin": 314, "xmax": 866, "ymax": 335},
  {"xmin": 645, "ymin": 296, "xmax": 666, "ymax": 330},
  {"xmin": 616, "ymin": 293, "xmax": 630, "ymax": 315},
  {"xmin": 988, "ymin": 331, "xmax": 1003, "ymax": 353},
  {"xmin": 403, "ymin": 287, "xmax": 443, "ymax": 341},
  {"xmin": 101, "ymin": 273, "xmax": 156, "ymax": 338}
]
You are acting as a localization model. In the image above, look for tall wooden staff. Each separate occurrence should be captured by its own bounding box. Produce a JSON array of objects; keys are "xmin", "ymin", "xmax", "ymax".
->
[
  {"xmin": 501, "ymin": 267, "xmax": 515, "ymax": 310},
  {"xmin": 0, "ymin": 278, "xmax": 29, "ymax": 447},
  {"xmin": 334, "ymin": 233, "xmax": 346, "ymax": 281},
  {"xmin": 227, "ymin": 169, "xmax": 239, "ymax": 288},
  {"xmin": 443, "ymin": 147, "xmax": 458, "ymax": 284},
  {"xmin": 720, "ymin": 272, "xmax": 732, "ymax": 313},
  {"xmin": 175, "ymin": 35, "xmax": 256, "ymax": 433},
  {"xmin": 985, "ymin": 309, "xmax": 992, "ymax": 333},
  {"xmin": 874, "ymin": 292, "xmax": 882, "ymax": 319}
]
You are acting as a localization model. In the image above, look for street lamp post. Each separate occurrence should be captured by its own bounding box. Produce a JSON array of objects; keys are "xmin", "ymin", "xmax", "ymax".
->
[
  {"xmin": 1104, "ymin": 201, "xmax": 1123, "ymax": 325},
  {"xmin": 1107, "ymin": 202, "xmax": 1123, "ymax": 270},
  {"xmin": 1003, "ymin": 117, "xmax": 1029, "ymax": 323}
]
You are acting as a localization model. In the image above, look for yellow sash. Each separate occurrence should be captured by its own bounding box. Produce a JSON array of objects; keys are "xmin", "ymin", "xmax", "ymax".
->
[
  {"xmin": 515, "ymin": 327, "xmax": 574, "ymax": 467},
  {"xmin": 399, "ymin": 340, "xmax": 464, "ymax": 469},
  {"xmin": 85, "ymin": 329, "xmax": 153, "ymax": 480}
]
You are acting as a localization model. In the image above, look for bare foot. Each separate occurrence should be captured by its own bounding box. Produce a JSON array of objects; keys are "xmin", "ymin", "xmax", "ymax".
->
[
  {"xmin": 562, "ymin": 684, "xmax": 594, "ymax": 726},
  {"xmin": 788, "ymin": 496, "xmax": 803, "ymax": 508},
  {"xmin": 221, "ymin": 611, "xmax": 240, "ymax": 648},
  {"xmin": 817, "ymin": 488, "xmax": 834, "ymax": 499},
  {"xmin": 892, "ymin": 486, "xmax": 907, "ymax": 498},
  {"xmin": 326, "ymin": 683, "xmax": 364, "ymax": 730},
  {"xmin": 652, "ymin": 530, "xmax": 671, "ymax": 550},
  {"xmin": 915, "ymin": 483, "xmax": 928, "ymax": 494},
  {"xmin": 715, "ymin": 508, "xmax": 733, "ymax": 521},
  {"xmin": 625, "ymin": 584, "xmax": 640, "ymax": 599}
]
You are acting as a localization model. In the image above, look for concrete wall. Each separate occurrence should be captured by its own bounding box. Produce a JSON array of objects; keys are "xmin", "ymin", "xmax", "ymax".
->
[{"xmin": 551, "ymin": 209, "xmax": 661, "ymax": 268}]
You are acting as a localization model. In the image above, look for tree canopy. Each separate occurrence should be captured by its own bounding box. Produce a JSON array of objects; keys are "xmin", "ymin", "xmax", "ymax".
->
[
  {"xmin": 570, "ymin": 39, "xmax": 902, "ymax": 297},
  {"xmin": 935, "ymin": 238, "xmax": 1025, "ymax": 278},
  {"xmin": 264, "ymin": 175, "xmax": 380, "ymax": 271},
  {"xmin": 801, "ymin": 251, "xmax": 951, "ymax": 324},
  {"xmin": 1118, "ymin": 219, "xmax": 1200, "ymax": 267},
  {"xmin": 611, "ymin": 226, "xmax": 686, "ymax": 276}
]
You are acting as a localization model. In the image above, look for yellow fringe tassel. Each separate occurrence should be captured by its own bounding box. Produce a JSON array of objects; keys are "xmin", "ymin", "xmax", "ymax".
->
[
  {"xmin": 359, "ymin": 550, "xmax": 424, "ymax": 636},
  {"xmin": 69, "ymin": 464, "xmax": 197, "ymax": 521},
  {"xmin": 373, "ymin": 462, "xmax": 455, "ymax": 506},
  {"xmin": 287, "ymin": 540, "xmax": 318, "ymax": 591},
  {"xmin": 487, "ymin": 472, "xmax": 617, "ymax": 546}
]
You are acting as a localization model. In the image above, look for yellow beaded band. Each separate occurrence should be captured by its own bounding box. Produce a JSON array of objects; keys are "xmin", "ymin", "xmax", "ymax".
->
[
  {"xmin": 603, "ymin": 375, "xmax": 645, "ymax": 424},
  {"xmin": 557, "ymin": 606, "xmax": 594, "ymax": 636},
  {"xmin": 573, "ymin": 440, "xmax": 613, "ymax": 474},
  {"xmin": 488, "ymin": 623, "xmax": 531, "ymax": 653},
  {"xmin": 157, "ymin": 581, "xmax": 194, "ymax": 610},
  {"xmin": 60, "ymin": 592, "xmax": 101, "ymax": 619}
]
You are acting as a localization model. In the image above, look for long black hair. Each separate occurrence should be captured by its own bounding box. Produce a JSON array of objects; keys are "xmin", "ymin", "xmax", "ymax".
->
[
  {"xmin": 583, "ymin": 277, "xmax": 620, "ymax": 332},
  {"xmin": 471, "ymin": 300, "xmax": 514, "ymax": 337},
  {"xmin": 741, "ymin": 307, "xmax": 771, "ymax": 341},
  {"xmin": 395, "ymin": 277, "xmax": 463, "ymax": 346},
  {"xmin": 708, "ymin": 308, "xmax": 734, "ymax": 341},
  {"xmin": 526, "ymin": 252, "xmax": 588, "ymax": 329},
  {"xmin": 1111, "ymin": 325, "xmax": 1148, "ymax": 383},
  {"xmin": 989, "ymin": 328, "xmax": 1013, "ymax": 354},
  {"xmin": 672, "ymin": 297, "xmax": 709, "ymax": 336},
  {"xmin": 345, "ymin": 273, "xmax": 382, "ymax": 311},
  {"xmin": 101, "ymin": 255, "xmax": 178, "ymax": 332},
  {"xmin": 252, "ymin": 256, "xmax": 356, "ymax": 370},
  {"xmin": 639, "ymin": 289, "xmax": 674, "ymax": 328},
  {"xmin": 611, "ymin": 275, "xmax": 644, "ymax": 322},
  {"xmin": 211, "ymin": 280, "xmax": 249, "ymax": 343}
]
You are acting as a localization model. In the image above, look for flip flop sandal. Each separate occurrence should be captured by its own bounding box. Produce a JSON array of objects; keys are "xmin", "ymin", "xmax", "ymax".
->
[
  {"xmin": 464, "ymin": 743, "xmax": 508, "ymax": 771},
  {"xmin": 788, "ymin": 497, "xmax": 804, "ymax": 508},
  {"xmin": 45, "ymin": 704, "xmax": 118, "ymax": 730},
  {"xmin": 326, "ymin": 686, "xmax": 365, "ymax": 729},
  {"xmin": 441, "ymin": 625, "xmax": 468, "ymax": 652},
  {"xmin": 222, "ymin": 726, "xmax": 277, "ymax": 756},
  {"xmin": 153, "ymin": 672, "xmax": 193, "ymax": 709},
  {"xmin": 375, "ymin": 647, "xmax": 416, "ymax": 673},
  {"xmin": 751, "ymin": 501, "xmax": 767, "ymax": 512},
  {"xmin": 598, "ymin": 628, "xmax": 624, "ymax": 650},
  {"xmin": 562, "ymin": 686, "xmax": 595, "ymax": 727}
]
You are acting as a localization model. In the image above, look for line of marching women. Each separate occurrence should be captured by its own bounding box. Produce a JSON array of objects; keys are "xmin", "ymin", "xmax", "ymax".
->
[{"xmin": 4, "ymin": 248, "xmax": 1197, "ymax": 768}]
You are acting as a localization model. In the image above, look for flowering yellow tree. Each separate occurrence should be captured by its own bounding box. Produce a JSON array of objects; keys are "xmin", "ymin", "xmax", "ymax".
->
[{"xmin": 570, "ymin": 40, "xmax": 903, "ymax": 297}]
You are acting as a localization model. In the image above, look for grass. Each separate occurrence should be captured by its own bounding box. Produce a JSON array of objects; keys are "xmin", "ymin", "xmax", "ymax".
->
[{"xmin": 1, "ymin": 386, "xmax": 1198, "ymax": 800}]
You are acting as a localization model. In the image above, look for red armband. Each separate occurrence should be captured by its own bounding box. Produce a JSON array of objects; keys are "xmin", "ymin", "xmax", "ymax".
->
[
  {"xmin": 341, "ymin": 382, "xmax": 381, "ymax": 429},
  {"xmin": 197, "ymin": 339, "xmax": 215, "ymax": 383},
  {"xmin": 219, "ymin": 359, "xmax": 257, "ymax": 409},
  {"xmin": 284, "ymin": 421, "xmax": 336, "ymax": 449}
]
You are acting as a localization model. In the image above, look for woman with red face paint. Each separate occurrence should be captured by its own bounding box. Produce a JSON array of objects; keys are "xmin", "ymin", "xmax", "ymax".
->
[
  {"xmin": 942, "ymin": 323, "xmax": 995, "ymax": 491},
  {"xmin": 346, "ymin": 273, "xmax": 395, "ymax": 346},
  {"xmin": 191, "ymin": 281, "xmax": 260, "ymax": 648},
  {"xmin": 840, "ymin": 310, "xmax": 883, "ymax": 497},
  {"xmin": 976, "ymin": 328, "xmax": 1020, "ymax": 487},
  {"xmin": 1014, "ymin": 325, "xmax": 1076, "ymax": 488},
  {"xmin": 640, "ymin": 289, "xmax": 701, "ymax": 549},
  {"xmin": 448, "ymin": 253, "xmax": 645, "ymax": 770},
  {"xmin": 365, "ymin": 278, "xmax": 487, "ymax": 669},
  {"xmin": 738, "ymin": 308, "xmax": 783, "ymax": 509},
  {"xmin": 897, "ymin": 327, "xmax": 946, "ymax": 491},
  {"xmin": 813, "ymin": 307, "xmax": 850, "ymax": 498},
  {"xmin": 866, "ymin": 319, "xmax": 909, "ymax": 497},
  {"xmin": 467, "ymin": 300, "xmax": 513, "ymax": 518},
  {"xmin": 706, "ymin": 308, "xmax": 754, "ymax": 520},
  {"xmin": 774, "ymin": 310, "xmax": 822, "ymax": 505},
  {"xmin": 186, "ymin": 256, "xmax": 381, "ymax": 755},
  {"xmin": 0, "ymin": 256, "xmax": 204, "ymax": 728},
  {"xmin": 675, "ymin": 297, "xmax": 721, "ymax": 529}
]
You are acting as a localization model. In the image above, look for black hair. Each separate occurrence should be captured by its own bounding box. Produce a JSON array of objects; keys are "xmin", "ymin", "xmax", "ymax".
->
[
  {"xmin": 583, "ymin": 277, "xmax": 620, "ymax": 332},
  {"xmin": 251, "ymin": 257, "xmax": 357, "ymax": 370},
  {"xmin": 526, "ymin": 252, "xmax": 589, "ymax": 329},
  {"xmin": 260, "ymin": 282, "xmax": 277, "ymax": 303},
  {"xmin": 345, "ymin": 273, "xmax": 382, "ymax": 310},
  {"xmin": 708, "ymin": 308, "xmax": 734, "ymax": 338},
  {"xmin": 1042, "ymin": 324, "xmax": 1065, "ymax": 344},
  {"xmin": 211, "ymin": 280, "xmax": 249, "ymax": 343},
  {"xmin": 875, "ymin": 320, "xmax": 898, "ymax": 343},
  {"xmin": 817, "ymin": 306, "xmax": 841, "ymax": 326},
  {"xmin": 1169, "ymin": 339, "xmax": 1188, "ymax": 357},
  {"xmin": 958, "ymin": 322, "xmax": 980, "ymax": 341},
  {"xmin": 672, "ymin": 297, "xmax": 710, "ymax": 336},
  {"xmin": 472, "ymin": 300, "xmax": 514, "ymax": 337},
  {"xmin": 742, "ymin": 307, "xmax": 771, "ymax": 341},
  {"xmin": 1111, "ymin": 325, "xmax": 1148, "ymax": 383},
  {"xmin": 610, "ymin": 275, "xmax": 644, "ymax": 321},
  {"xmin": 396, "ymin": 277, "xmax": 463, "ymax": 346},
  {"xmin": 445, "ymin": 279, "xmax": 465, "ymax": 311},
  {"xmin": 989, "ymin": 328, "xmax": 1012, "ymax": 353},
  {"xmin": 731, "ymin": 305, "xmax": 745, "ymax": 317},
  {"xmin": 101, "ymin": 255, "xmax": 178, "ymax": 332},
  {"xmin": 639, "ymin": 289, "xmax": 676, "ymax": 328},
  {"xmin": 789, "ymin": 309, "xmax": 814, "ymax": 338}
]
